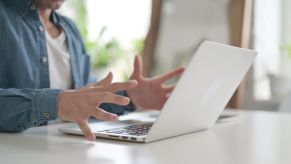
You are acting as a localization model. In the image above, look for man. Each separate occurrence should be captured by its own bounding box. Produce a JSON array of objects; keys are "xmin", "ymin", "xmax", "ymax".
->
[{"xmin": 0, "ymin": 0, "xmax": 184, "ymax": 141}]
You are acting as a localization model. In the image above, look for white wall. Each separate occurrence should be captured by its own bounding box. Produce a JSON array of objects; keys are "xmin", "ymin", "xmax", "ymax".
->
[
  {"xmin": 281, "ymin": 0, "xmax": 291, "ymax": 77},
  {"xmin": 252, "ymin": 0, "xmax": 281, "ymax": 101},
  {"xmin": 154, "ymin": 0, "xmax": 230, "ymax": 75}
]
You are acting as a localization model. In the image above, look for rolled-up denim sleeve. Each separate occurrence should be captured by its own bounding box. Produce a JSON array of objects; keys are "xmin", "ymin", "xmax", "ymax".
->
[{"xmin": 0, "ymin": 88, "xmax": 61, "ymax": 132}]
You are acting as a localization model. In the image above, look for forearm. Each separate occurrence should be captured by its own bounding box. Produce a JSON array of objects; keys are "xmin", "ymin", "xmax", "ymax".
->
[{"xmin": 0, "ymin": 88, "xmax": 61, "ymax": 132}]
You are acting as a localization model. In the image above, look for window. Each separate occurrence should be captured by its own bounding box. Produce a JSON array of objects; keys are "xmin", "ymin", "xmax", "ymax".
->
[{"xmin": 60, "ymin": 0, "xmax": 151, "ymax": 81}]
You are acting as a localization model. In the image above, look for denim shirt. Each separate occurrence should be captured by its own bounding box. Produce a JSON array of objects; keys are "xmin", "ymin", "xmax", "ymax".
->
[{"xmin": 0, "ymin": 0, "xmax": 134, "ymax": 132}]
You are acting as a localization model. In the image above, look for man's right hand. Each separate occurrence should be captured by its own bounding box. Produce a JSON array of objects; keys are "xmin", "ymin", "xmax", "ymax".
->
[{"xmin": 57, "ymin": 72, "xmax": 137, "ymax": 141}]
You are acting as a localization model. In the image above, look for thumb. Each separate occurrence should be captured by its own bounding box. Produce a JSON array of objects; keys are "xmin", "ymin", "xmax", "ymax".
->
[
  {"xmin": 96, "ymin": 72, "xmax": 113, "ymax": 87},
  {"xmin": 80, "ymin": 72, "xmax": 113, "ymax": 90}
]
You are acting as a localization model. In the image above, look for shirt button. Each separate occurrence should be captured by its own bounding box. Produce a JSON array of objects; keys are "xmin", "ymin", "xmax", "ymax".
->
[
  {"xmin": 43, "ymin": 112, "xmax": 50, "ymax": 119},
  {"xmin": 30, "ymin": 5, "xmax": 36, "ymax": 10},
  {"xmin": 38, "ymin": 26, "xmax": 44, "ymax": 32},
  {"xmin": 42, "ymin": 57, "xmax": 48, "ymax": 64}
]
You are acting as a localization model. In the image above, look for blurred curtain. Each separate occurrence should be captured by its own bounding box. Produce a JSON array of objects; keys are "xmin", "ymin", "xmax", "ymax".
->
[
  {"xmin": 227, "ymin": 0, "xmax": 254, "ymax": 108},
  {"xmin": 142, "ymin": 0, "xmax": 163, "ymax": 77}
]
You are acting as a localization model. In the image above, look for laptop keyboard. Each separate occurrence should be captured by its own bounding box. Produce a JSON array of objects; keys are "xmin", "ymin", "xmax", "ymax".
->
[{"xmin": 98, "ymin": 123, "xmax": 153, "ymax": 136}]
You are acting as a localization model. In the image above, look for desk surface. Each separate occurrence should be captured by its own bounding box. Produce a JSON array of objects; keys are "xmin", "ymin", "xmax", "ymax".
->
[{"xmin": 0, "ymin": 110, "xmax": 290, "ymax": 164}]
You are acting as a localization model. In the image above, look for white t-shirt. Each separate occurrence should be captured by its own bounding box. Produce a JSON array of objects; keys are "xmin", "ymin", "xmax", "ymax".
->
[{"xmin": 46, "ymin": 31, "xmax": 73, "ymax": 89}]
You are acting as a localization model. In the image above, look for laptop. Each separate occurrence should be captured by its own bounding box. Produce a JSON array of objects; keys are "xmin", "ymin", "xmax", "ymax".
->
[{"xmin": 59, "ymin": 41, "xmax": 257, "ymax": 143}]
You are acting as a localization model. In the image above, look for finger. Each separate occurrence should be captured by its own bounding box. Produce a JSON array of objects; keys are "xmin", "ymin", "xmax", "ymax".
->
[
  {"xmin": 79, "ymin": 85, "xmax": 103, "ymax": 92},
  {"xmin": 76, "ymin": 120, "xmax": 96, "ymax": 141},
  {"xmin": 164, "ymin": 85, "xmax": 176, "ymax": 93},
  {"xmin": 106, "ymin": 80, "xmax": 138, "ymax": 92},
  {"xmin": 79, "ymin": 80, "xmax": 137, "ymax": 95},
  {"xmin": 94, "ymin": 72, "xmax": 113, "ymax": 87},
  {"xmin": 92, "ymin": 108, "xmax": 118, "ymax": 121},
  {"xmin": 84, "ymin": 72, "xmax": 113, "ymax": 89},
  {"xmin": 157, "ymin": 67, "xmax": 185, "ymax": 83},
  {"xmin": 131, "ymin": 55, "xmax": 142, "ymax": 80},
  {"xmin": 92, "ymin": 80, "xmax": 138, "ymax": 93},
  {"xmin": 94, "ymin": 92, "xmax": 130, "ymax": 106}
]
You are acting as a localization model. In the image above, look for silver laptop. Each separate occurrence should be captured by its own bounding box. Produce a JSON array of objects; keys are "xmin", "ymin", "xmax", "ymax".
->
[{"xmin": 59, "ymin": 41, "xmax": 257, "ymax": 143}]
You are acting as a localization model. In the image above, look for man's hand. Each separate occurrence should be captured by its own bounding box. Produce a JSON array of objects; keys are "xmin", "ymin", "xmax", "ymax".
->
[
  {"xmin": 57, "ymin": 72, "xmax": 137, "ymax": 141},
  {"xmin": 127, "ymin": 56, "xmax": 184, "ymax": 110}
]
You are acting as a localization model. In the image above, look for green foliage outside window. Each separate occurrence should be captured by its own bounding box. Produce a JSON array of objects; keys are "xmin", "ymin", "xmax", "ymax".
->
[{"xmin": 63, "ymin": 0, "xmax": 144, "ymax": 70}]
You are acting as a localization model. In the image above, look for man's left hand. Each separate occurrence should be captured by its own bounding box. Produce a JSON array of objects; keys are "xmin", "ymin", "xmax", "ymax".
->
[{"xmin": 126, "ymin": 55, "xmax": 184, "ymax": 110}]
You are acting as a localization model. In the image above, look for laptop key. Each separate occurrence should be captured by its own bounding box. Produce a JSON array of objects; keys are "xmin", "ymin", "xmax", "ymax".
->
[{"xmin": 97, "ymin": 123, "xmax": 153, "ymax": 136}]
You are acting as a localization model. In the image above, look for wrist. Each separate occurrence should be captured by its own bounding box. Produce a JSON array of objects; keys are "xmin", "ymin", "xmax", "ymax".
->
[{"xmin": 57, "ymin": 90, "xmax": 68, "ymax": 120}]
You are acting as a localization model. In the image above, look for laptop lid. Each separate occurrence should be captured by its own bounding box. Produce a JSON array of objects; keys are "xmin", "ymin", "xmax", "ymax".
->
[{"xmin": 145, "ymin": 41, "xmax": 257, "ymax": 142}]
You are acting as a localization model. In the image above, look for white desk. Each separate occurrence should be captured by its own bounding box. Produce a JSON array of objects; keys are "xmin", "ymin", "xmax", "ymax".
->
[{"xmin": 0, "ymin": 110, "xmax": 290, "ymax": 164}]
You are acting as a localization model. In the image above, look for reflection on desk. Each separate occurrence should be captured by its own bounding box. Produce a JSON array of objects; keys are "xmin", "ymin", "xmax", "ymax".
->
[{"xmin": 0, "ymin": 110, "xmax": 290, "ymax": 164}]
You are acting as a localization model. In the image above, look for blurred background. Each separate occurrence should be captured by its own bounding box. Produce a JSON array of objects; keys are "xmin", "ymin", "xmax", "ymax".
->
[{"xmin": 60, "ymin": 0, "xmax": 291, "ymax": 113}]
